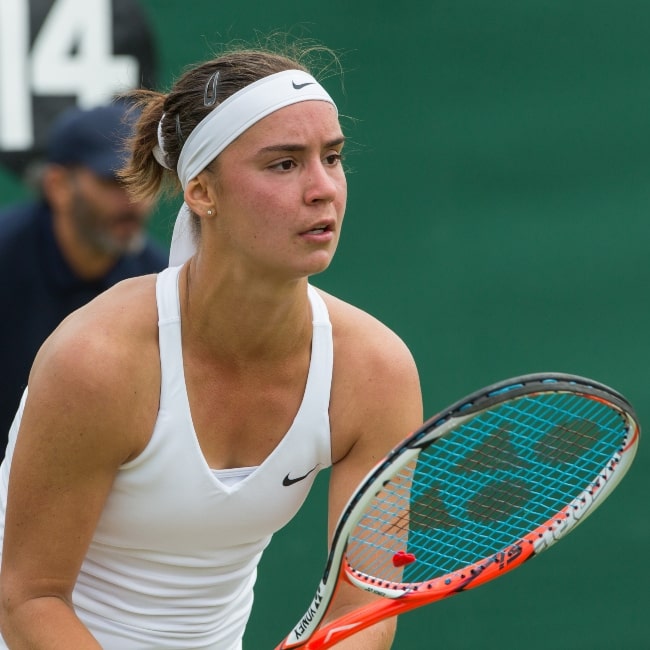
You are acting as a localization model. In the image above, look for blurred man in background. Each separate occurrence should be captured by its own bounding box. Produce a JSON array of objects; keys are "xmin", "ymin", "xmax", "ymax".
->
[{"xmin": 0, "ymin": 100, "xmax": 168, "ymax": 448}]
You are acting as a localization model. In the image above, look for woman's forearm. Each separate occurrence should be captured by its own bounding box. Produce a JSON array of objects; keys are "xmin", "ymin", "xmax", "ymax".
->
[{"xmin": 0, "ymin": 595, "xmax": 102, "ymax": 649}]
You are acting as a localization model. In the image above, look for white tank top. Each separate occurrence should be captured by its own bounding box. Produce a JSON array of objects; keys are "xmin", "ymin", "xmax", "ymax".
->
[{"xmin": 0, "ymin": 266, "xmax": 333, "ymax": 650}]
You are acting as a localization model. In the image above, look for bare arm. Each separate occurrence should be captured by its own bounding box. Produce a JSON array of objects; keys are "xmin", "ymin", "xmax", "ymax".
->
[
  {"xmin": 0, "ymin": 281, "xmax": 157, "ymax": 648},
  {"xmin": 324, "ymin": 300, "xmax": 424, "ymax": 649}
]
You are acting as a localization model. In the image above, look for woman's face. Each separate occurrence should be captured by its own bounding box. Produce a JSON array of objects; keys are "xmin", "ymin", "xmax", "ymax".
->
[{"xmin": 202, "ymin": 100, "xmax": 347, "ymax": 281}]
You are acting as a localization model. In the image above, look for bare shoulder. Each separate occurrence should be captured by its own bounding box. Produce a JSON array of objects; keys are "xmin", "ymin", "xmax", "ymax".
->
[
  {"xmin": 34, "ymin": 274, "xmax": 159, "ymax": 381},
  {"xmin": 317, "ymin": 289, "xmax": 423, "ymax": 465},
  {"xmin": 26, "ymin": 274, "xmax": 160, "ymax": 462},
  {"xmin": 321, "ymin": 289, "xmax": 420, "ymax": 387}
]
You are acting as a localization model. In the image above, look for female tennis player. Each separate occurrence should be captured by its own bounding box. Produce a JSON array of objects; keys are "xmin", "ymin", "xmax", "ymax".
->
[{"xmin": 0, "ymin": 40, "xmax": 422, "ymax": 649}]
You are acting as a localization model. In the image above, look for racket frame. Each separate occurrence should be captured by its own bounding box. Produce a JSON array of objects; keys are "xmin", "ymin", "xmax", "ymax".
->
[{"xmin": 276, "ymin": 373, "xmax": 639, "ymax": 649}]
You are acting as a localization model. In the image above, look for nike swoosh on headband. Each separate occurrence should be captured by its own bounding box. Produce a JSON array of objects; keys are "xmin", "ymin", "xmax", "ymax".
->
[
  {"xmin": 282, "ymin": 464, "xmax": 319, "ymax": 486},
  {"xmin": 292, "ymin": 80, "xmax": 315, "ymax": 90}
]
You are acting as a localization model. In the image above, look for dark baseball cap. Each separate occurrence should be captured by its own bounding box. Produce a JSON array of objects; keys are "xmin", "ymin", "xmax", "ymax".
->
[{"xmin": 46, "ymin": 101, "xmax": 138, "ymax": 179}]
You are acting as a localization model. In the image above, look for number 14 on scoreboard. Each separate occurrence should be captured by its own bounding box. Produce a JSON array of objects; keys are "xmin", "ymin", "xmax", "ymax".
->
[{"xmin": 0, "ymin": 0, "xmax": 140, "ymax": 151}]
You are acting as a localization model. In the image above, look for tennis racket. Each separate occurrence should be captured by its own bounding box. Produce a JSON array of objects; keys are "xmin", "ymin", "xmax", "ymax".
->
[{"xmin": 274, "ymin": 372, "xmax": 640, "ymax": 649}]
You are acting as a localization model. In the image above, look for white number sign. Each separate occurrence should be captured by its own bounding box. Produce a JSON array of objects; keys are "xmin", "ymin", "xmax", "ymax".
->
[{"xmin": 0, "ymin": 0, "xmax": 140, "ymax": 152}]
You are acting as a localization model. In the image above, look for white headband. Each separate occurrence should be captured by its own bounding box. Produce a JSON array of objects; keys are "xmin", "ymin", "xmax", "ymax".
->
[{"xmin": 161, "ymin": 69, "xmax": 337, "ymax": 266}]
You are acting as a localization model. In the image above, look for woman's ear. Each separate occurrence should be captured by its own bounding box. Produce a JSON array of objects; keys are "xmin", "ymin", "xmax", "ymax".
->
[{"xmin": 184, "ymin": 172, "xmax": 216, "ymax": 218}]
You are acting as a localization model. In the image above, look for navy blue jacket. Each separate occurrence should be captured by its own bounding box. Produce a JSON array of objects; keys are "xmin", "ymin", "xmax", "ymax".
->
[{"xmin": 0, "ymin": 200, "xmax": 168, "ymax": 450}]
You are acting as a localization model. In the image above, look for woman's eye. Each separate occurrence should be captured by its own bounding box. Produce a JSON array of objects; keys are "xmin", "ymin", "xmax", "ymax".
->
[
  {"xmin": 325, "ymin": 153, "xmax": 343, "ymax": 166},
  {"xmin": 271, "ymin": 159, "xmax": 296, "ymax": 171}
]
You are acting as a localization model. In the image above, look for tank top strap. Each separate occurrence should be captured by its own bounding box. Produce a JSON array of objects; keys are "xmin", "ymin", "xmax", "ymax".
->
[
  {"xmin": 155, "ymin": 266, "xmax": 184, "ymax": 399},
  {"xmin": 307, "ymin": 283, "xmax": 330, "ymax": 326},
  {"xmin": 304, "ymin": 284, "xmax": 333, "ymax": 419},
  {"xmin": 156, "ymin": 265, "xmax": 182, "ymax": 325}
]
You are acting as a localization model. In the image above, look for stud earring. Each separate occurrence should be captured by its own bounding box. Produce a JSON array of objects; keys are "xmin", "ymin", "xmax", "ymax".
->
[{"xmin": 207, "ymin": 209, "xmax": 213, "ymax": 216}]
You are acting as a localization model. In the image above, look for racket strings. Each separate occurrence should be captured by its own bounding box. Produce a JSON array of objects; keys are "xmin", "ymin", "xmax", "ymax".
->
[{"xmin": 345, "ymin": 392, "xmax": 629, "ymax": 587}]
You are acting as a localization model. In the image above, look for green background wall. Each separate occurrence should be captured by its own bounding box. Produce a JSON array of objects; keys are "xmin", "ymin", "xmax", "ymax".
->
[{"xmin": 2, "ymin": 1, "xmax": 649, "ymax": 648}]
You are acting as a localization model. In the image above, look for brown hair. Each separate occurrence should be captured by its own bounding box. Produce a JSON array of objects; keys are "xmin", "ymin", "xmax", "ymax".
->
[{"xmin": 119, "ymin": 38, "xmax": 340, "ymax": 203}]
